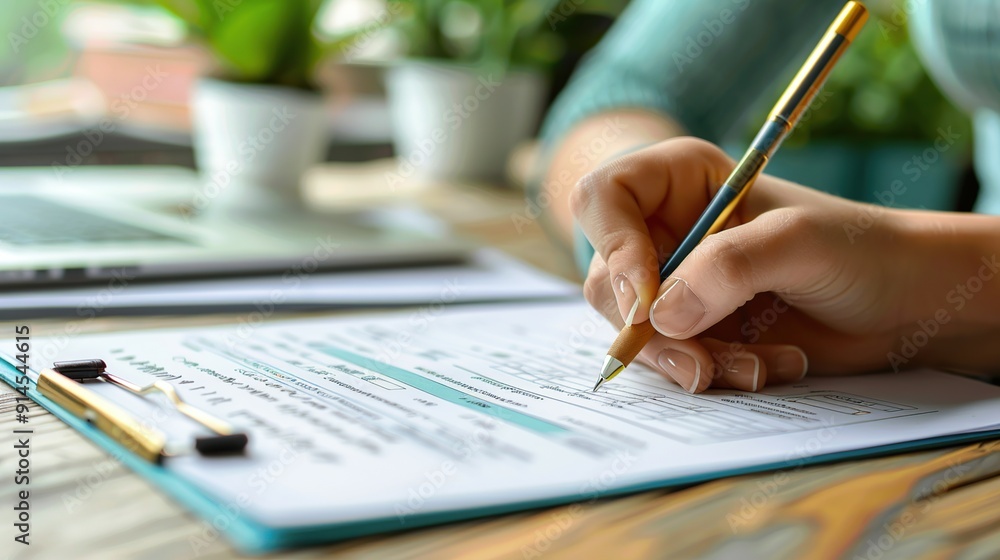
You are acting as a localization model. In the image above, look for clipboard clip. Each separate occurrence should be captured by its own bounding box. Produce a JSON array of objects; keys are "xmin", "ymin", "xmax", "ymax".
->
[{"xmin": 37, "ymin": 359, "xmax": 248, "ymax": 464}]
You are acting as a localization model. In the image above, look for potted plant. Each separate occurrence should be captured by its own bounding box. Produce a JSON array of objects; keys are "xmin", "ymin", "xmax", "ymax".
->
[
  {"xmin": 384, "ymin": 0, "xmax": 624, "ymax": 183},
  {"xmin": 128, "ymin": 0, "xmax": 357, "ymax": 214},
  {"xmin": 738, "ymin": 2, "xmax": 973, "ymax": 211}
]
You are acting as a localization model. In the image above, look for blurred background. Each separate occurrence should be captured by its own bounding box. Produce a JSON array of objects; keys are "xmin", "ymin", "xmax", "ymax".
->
[{"xmin": 0, "ymin": 0, "xmax": 978, "ymax": 211}]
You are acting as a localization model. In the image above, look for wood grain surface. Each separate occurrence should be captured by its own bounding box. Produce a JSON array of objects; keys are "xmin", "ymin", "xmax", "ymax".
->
[{"xmin": 2, "ymin": 163, "xmax": 998, "ymax": 560}]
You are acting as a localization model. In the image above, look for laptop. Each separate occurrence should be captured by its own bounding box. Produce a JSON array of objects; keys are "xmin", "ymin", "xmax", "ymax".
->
[{"xmin": 0, "ymin": 189, "xmax": 468, "ymax": 288}]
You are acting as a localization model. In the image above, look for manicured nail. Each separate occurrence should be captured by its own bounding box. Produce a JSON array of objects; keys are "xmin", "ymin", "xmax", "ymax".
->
[
  {"xmin": 614, "ymin": 273, "xmax": 638, "ymax": 326},
  {"xmin": 657, "ymin": 348, "xmax": 701, "ymax": 393},
  {"xmin": 772, "ymin": 347, "xmax": 808, "ymax": 380},
  {"xmin": 721, "ymin": 354, "xmax": 761, "ymax": 391},
  {"xmin": 650, "ymin": 278, "xmax": 707, "ymax": 337}
]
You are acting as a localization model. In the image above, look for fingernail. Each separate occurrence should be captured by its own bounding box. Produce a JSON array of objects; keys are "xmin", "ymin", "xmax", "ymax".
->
[
  {"xmin": 614, "ymin": 273, "xmax": 639, "ymax": 326},
  {"xmin": 657, "ymin": 348, "xmax": 701, "ymax": 393},
  {"xmin": 772, "ymin": 347, "xmax": 808, "ymax": 380},
  {"xmin": 650, "ymin": 278, "xmax": 707, "ymax": 337},
  {"xmin": 721, "ymin": 354, "xmax": 761, "ymax": 391}
]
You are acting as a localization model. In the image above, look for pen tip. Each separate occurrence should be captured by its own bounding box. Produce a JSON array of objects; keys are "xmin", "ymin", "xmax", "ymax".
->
[{"xmin": 592, "ymin": 377, "xmax": 606, "ymax": 392}]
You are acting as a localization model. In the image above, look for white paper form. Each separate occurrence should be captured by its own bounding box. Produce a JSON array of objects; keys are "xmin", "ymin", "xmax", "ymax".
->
[{"xmin": 17, "ymin": 301, "xmax": 1000, "ymax": 532}]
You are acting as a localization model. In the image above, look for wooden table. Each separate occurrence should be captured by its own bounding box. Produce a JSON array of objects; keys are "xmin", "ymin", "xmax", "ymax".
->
[{"xmin": 3, "ymin": 162, "xmax": 999, "ymax": 560}]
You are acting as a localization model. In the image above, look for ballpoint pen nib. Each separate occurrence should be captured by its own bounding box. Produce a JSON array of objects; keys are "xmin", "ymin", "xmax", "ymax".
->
[
  {"xmin": 592, "ymin": 376, "xmax": 606, "ymax": 392},
  {"xmin": 592, "ymin": 356, "xmax": 625, "ymax": 392}
]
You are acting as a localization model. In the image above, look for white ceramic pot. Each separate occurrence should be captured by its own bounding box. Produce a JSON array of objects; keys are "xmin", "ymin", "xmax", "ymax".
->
[
  {"xmin": 190, "ymin": 78, "xmax": 327, "ymax": 215},
  {"xmin": 385, "ymin": 61, "xmax": 546, "ymax": 183}
]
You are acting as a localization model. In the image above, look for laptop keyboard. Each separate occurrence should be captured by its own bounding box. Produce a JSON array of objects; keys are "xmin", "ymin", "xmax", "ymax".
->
[{"xmin": 0, "ymin": 195, "xmax": 179, "ymax": 246}]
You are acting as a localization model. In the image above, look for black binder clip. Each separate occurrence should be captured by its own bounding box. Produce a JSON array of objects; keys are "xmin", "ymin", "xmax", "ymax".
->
[{"xmin": 38, "ymin": 359, "xmax": 248, "ymax": 463}]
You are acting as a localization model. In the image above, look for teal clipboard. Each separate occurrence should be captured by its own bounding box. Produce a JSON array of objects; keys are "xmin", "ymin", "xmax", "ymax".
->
[{"xmin": 4, "ymin": 357, "xmax": 1000, "ymax": 554}]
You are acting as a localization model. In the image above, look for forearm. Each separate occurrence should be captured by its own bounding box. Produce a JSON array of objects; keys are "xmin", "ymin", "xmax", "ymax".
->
[
  {"xmin": 541, "ymin": 110, "xmax": 685, "ymax": 246},
  {"xmin": 537, "ymin": 0, "xmax": 843, "ymax": 247},
  {"xmin": 892, "ymin": 209, "xmax": 1000, "ymax": 372}
]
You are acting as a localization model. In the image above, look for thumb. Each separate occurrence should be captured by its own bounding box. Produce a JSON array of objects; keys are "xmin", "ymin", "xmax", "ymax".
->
[{"xmin": 648, "ymin": 209, "xmax": 832, "ymax": 339}]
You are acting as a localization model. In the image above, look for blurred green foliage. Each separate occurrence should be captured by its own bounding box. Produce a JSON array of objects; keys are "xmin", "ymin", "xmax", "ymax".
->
[
  {"xmin": 779, "ymin": 3, "xmax": 972, "ymax": 147},
  {"xmin": 123, "ymin": 0, "xmax": 357, "ymax": 89},
  {"xmin": 390, "ymin": 0, "xmax": 627, "ymax": 73}
]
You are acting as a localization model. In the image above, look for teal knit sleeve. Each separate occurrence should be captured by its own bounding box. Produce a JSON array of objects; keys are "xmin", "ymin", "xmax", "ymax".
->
[{"xmin": 539, "ymin": 0, "xmax": 844, "ymax": 276}]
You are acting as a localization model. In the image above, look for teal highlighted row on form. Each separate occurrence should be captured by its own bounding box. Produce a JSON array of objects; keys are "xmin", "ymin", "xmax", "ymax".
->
[{"xmin": 312, "ymin": 344, "xmax": 569, "ymax": 435}]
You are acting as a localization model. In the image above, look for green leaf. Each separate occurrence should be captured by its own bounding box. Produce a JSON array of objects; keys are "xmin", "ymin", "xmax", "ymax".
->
[
  {"xmin": 112, "ymin": 0, "xmax": 214, "ymax": 33},
  {"xmin": 209, "ymin": 0, "xmax": 294, "ymax": 81},
  {"xmin": 268, "ymin": 0, "xmax": 323, "ymax": 88},
  {"xmin": 162, "ymin": 0, "xmax": 214, "ymax": 31}
]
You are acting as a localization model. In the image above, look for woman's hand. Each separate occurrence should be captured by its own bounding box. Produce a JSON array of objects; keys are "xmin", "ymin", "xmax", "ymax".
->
[{"xmin": 571, "ymin": 137, "xmax": 997, "ymax": 393}]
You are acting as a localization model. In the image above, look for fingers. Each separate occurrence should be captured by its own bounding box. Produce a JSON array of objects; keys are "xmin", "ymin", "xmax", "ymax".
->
[
  {"xmin": 571, "ymin": 138, "xmax": 734, "ymax": 326},
  {"xmin": 634, "ymin": 339, "xmax": 715, "ymax": 393},
  {"xmin": 586, "ymin": 253, "xmax": 713, "ymax": 392},
  {"xmin": 699, "ymin": 339, "xmax": 808, "ymax": 392},
  {"xmin": 648, "ymin": 208, "xmax": 836, "ymax": 341},
  {"xmin": 585, "ymin": 253, "xmax": 809, "ymax": 394},
  {"xmin": 636, "ymin": 338, "xmax": 807, "ymax": 393}
]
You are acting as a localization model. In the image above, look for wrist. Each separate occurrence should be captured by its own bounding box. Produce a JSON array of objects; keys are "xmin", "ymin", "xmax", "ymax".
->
[{"xmin": 889, "ymin": 209, "xmax": 1000, "ymax": 372}]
